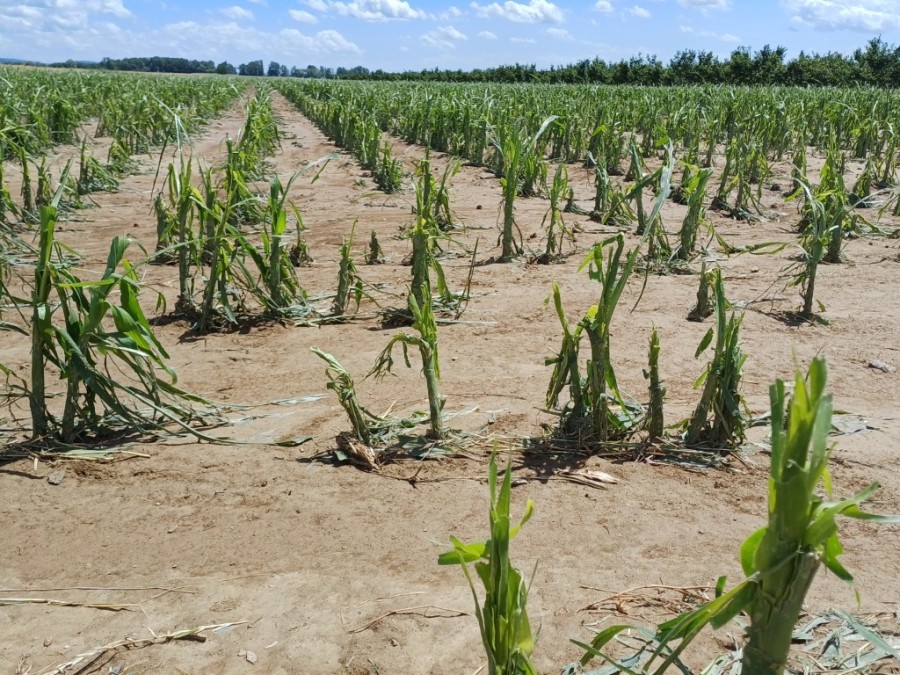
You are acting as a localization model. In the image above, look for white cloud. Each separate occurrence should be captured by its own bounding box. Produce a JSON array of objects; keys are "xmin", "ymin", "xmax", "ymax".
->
[
  {"xmin": 421, "ymin": 24, "xmax": 467, "ymax": 49},
  {"xmin": 783, "ymin": 0, "xmax": 900, "ymax": 31},
  {"xmin": 678, "ymin": 0, "xmax": 729, "ymax": 7},
  {"xmin": 163, "ymin": 21, "xmax": 362, "ymax": 56},
  {"xmin": 0, "ymin": 0, "xmax": 134, "ymax": 57},
  {"xmin": 330, "ymin": 0, "xmax": 426, "ymax": 20},
  {"xmin": 470, "ymin": 0, "xmax": 564, "ymax": 23},
  {"xmin": 594, "ymin": 0, "xmax": 614, "ymax": 12},
  {"xmin": 289, "ymin": 8, "xmax": 318, "ymax": 22},
  {"xmin": 477, "ymin": 29, "xmax": 497, "ymax": 38},
  {"xmin": 221, "ymin": 5, "xmax": 254, "ymax": 20},
  {"xmin": 305, "ymin": 0, "xmax": 329, "ymax": 9},
  {"xmin": 439, "ymin": 5, "xmax": 463, "ymax": 18},
  {"xmin": 679, "ymin": 24, "xmax": 741, "ymax": 41},
  {"xmin": 628, "ymin": 4, "xmax": 651, "ymax": 17},
  {"xmin": 546, "ymin": 26, "xmax": 573, "ymax": 40},
  {"xmin": 0, "ymin": 2, "xmax": 363, "ymax": 64},
  {"xmin": 310, "ymin": 28, "xmax": 363, "ymax": 53}
]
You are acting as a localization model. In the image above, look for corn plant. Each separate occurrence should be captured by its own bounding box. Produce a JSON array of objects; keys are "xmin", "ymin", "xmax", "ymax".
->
[
  {"xmin": 234, "ymin": 174, "xmax": 312, "ymax": 319},
  {"xmin": 497, "ymin": 131, "xmax": 523, "ymax": 262},
  {"xmin": 76, "ymin": 139, "xmax": 118, "ymax": 195},
  {"xmin": 684, "ymin": 271, "xmax": 746, "ymax": 448},
  {"xmin": 545, "ymin": 283, "xmax": 586, "ymax": 423},
  {"xmin": 624, "ymin": 139, "xmax": 647, "ymax": 183},
  {"xmin": 373, "ymin": 142, "xmax": 404, "ymax": 193},
  {"xmin": 289, "ymin": 212, "xmax": 314, "ymax": 267},
  {"xmin": 406, "ymin": 155, "xmax": 475, "ymax": 318},
  {"xmin": 788, "ymin": 164, "xmax": 854, "ymax": 318},
  {"xmin": 7, "ymin": 205, "xmax": 204, "ymax": 443},
  {"xmin": 687, "ymin": 261, "xmax": 716, "ymax": 322},
  {"xmin": 370, "ymin": 293, "xmax": 445, "ymax": 440},
  {"xmin": 234, "ymin": 86, "xmax": 280, "ymax": 180},
  {"xmin": 223, "ymin": 139, "xmax": 266, "ymax": 229},
  {"xmin": 0, "ymin": 149, "xmax": 19, "ymax": 227},
  {"xmin": 365, "ymin": 230, "xmax": 385, "ymax": 264},
  {"xmin": 674, "ymin": 165, "xmax": 713, "ymax": 261},
  {"xmin": 439, "ymin": 449, "xmax": 537, "ymax": 675},
  {"xmin": 493, "ymin": 117, "xmax": 558, "ymax": 262},
  {"xmin": 311, "ymin": 348, "xmax": 386, "ymax": 446},
  {"xmin": 577, "ymin": 357, "xmax": 900, "ymax": 675},
  {"xmin": 331, "ymin": 228, "xmax": 365, "ymax": 318},
  {"xmin": 590, "ymin": 164, "xmax": 634, "ymax": 229},
  {"xmin": 546, "ymin": 234, "xmax": 641, "ymax": 442},
  {"xmin": 18, "ymin": 147, "xmax": 35, "ymax": 223},
  {"xmin": 536, "ymin": 163, "xmax": 573, "ymax": 262},
  {"xmin": 414, "ymin": 153, "xmax": 459, "ymax": 233},
  {"xmin": 644, "ymin": 328, "xmax": 665, "ymax": 441},
  {"xmin": 193, "ymin": 177, "xmax": 244, "ymax": 332}
]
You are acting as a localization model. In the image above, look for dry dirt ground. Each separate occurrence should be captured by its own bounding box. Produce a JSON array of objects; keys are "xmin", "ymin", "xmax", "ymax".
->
[{"xmin": 1, "ymin": 91, "xmax": 899, "ymax": 674}]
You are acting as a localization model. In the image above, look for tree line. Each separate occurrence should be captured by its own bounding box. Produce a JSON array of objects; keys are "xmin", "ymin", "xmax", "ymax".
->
[{"xmin": 36, "ymin": 38, "xmax": 900, "ymax": 87}]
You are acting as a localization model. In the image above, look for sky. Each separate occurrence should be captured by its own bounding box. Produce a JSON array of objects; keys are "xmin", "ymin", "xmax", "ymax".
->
[{"xmin": 1, "ymin": 0, "xmax": 900, "ymax": 72}]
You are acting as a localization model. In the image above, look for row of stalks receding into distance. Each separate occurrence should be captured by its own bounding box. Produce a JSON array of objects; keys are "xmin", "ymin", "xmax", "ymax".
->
[
  {"xmin": 1, "ymin": 69, "xmax": 900, "ymax": 448},
  {"xmin": 0, "ymin": 68, "xmax": 899, "ymax": 674}
]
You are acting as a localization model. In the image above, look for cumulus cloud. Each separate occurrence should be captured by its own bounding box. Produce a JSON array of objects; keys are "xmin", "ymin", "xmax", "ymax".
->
[
  {"xmin": 163, "ymin": 21, "xmax": 362, "ymax": 56},
  {"xmin": 330, "ymin": 0, "xmax": 426, "ymax": 20},
  {"xmin": 470, "ymin": 0, "xmax": 564, "ymax": 23},
  {"xmin": 0, "ymin": 1, "xmax": 363, "ymax": 63},
  {"xmin": 221, "ymin": 5, "xmax": 254, "ymax": 20},
  {"xmin": 628, "ymin": 4, "xmax": 651, "ymax": 17},
  {"xmin": 477, "ymin": 29, "xmax": 498, "ymax": 38},
  {"xmin": 594, "ymin": 0, "xmax": 615, "ymax": 12},
  {"xmin": 783, "ymin": 0, "xmax": 900, "ymax": 31},
  {"xmin": 305, "ymin": 0, "xmax": 329, "ymax": 9},
  {"xmin": 289, "ymin": 8, "xmax": 318, "ymax": 22},
  {"xmin": 421, "ymin": 24, "xmax": 467, "ymax": 49},
  {"xmin": 0, "ymin": 0, "xmax": 134, "ymax": 57}
]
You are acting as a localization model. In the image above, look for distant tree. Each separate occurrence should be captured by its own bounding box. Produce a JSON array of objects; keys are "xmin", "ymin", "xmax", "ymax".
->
[
  {"xmin": 241, "ymin": 60, "xmax": 264, "ymax": 76},
  {"xmin": 267, "ymin": 60, "xmax": 282, "ymax": 77},
  {"xmin": 216, "ymin": 61, "xmax": 236, "ymax": 75}
]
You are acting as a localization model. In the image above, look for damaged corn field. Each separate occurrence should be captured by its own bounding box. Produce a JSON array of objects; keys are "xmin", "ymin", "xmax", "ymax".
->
[{"xmin": 0, "ymin": 68, "xmax": 899, "ymax": 674}]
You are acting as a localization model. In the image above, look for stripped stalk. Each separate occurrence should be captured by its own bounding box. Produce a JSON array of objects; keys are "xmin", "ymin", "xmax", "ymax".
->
[
  {"xmin": 370, "ymin": 293, "xmax": 446, "ymax": 440},
  {"xmin": 644, "ymin": 328, "xmax": 665, "ymax": 441}
]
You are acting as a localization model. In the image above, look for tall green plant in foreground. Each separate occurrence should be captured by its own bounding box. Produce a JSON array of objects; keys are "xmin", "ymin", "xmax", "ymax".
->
[
  {"xmin": 439, "ymin": 450, "xmax": 537, "ymax": 675},
  {"xmin": 577, "ymin": 357, "xmax": 900, "ymax": 675}
]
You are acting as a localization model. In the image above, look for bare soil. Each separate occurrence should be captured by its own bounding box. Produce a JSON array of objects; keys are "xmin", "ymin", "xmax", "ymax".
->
[{"xmin": 1, "ymin": 92, "xmax": 899, "ymax": 674}]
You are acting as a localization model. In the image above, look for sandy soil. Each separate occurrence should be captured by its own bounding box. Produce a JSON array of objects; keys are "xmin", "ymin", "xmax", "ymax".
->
[{"xmin": 1, "ymin": 91, "xmax": 899, "ymax": 675}]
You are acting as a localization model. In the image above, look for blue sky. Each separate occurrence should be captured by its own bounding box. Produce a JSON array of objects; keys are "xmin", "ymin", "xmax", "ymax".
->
[{"xmin": 1, "ymin": 1, "xmax": 900, "ymax": 71}]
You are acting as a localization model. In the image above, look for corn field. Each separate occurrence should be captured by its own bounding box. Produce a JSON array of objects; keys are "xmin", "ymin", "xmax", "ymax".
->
[{"xmin": 1, "ymin": 68, "xmax": 899, "ymax": 674}]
